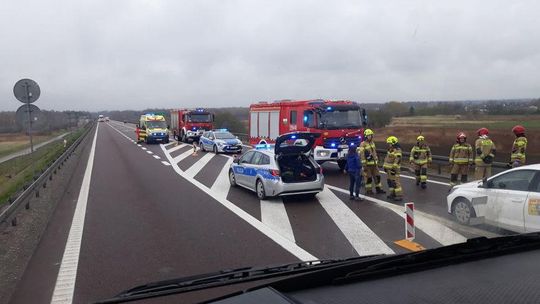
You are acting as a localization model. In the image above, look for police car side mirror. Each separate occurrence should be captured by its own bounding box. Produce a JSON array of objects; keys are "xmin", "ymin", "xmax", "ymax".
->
[{"xmin": 233, "ymin": 158, "xmax": 240, "ymax": 164}]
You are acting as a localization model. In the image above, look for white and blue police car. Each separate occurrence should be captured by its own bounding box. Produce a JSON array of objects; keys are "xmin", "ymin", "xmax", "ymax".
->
[
  {"xmin": 229, "ymin": 132, "xmax": 324, "ymax": 199},
  {"xmin": 199, "ymin": 129, "xmax": 243, "ymax": 154}
]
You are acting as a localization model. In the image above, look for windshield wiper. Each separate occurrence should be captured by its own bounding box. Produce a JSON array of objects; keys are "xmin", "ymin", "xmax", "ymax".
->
[{"xmin": 95, "ymin": 256, "xmax": 382, "ymax": 304}]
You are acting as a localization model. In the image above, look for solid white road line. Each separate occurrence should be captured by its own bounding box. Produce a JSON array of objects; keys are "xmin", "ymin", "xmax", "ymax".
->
[
  {"xmin": 378, "ymin": 170, "xmax": 450, "ymax": 186},
  {"xmin": 167, "ymin": 143, "xmax": 188, "ymax": 154},
  {"xmin": 210, "ymin": 157, "xmax": 234, "ymax": 199},
  {"xmin": 161, "ymin": 144, "xmax": 317, "ymax": 261},
  {"xmin": 326, "ymin": 185, "xmax": 470, "ymax": 245},
  {"xmin": 153, "ymin": 155, "xmax": 161, "ymax": 159},
  {"xmin": 260, "ymin": 198, "xmax": 296, "ymax": 243},
  {"xmin": 317, "ymin": 188, "xmax": 395, "ymax": 256},
  {"xmin": 163, "ymin": 142, "xmax": 176, "ymax": 148},
  {"xmin": 50, "ymin": 123, "xmax": 99, "ymax": 304},
  {"xmin": 184, "ymin": 153, "xmax": 215, "ymax": 177},
  {"xmin": 172, "ymin": 149, "xmax": 194, "ymax": 165},
  {"xmin": 161, "ymin": 161, "xmax": 171, "ymax": 166}
]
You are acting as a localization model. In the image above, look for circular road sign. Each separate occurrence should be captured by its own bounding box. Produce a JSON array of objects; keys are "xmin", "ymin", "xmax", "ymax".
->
[
  {"xmin": 15, "ymin": 104, "xmax": 46, "ymax": 130},
  {"xmin": 13, "ymin": 78, "xmax": 41, "ymax": 104}
]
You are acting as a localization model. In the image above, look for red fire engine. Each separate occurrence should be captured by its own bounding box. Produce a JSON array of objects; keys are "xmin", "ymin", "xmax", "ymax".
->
[
  {"xmin": 249, "ymin": 99, "xmax": 368, "ymax": 169},
  {"xmin": 170, "ymin": 108, "xmax": 214, "ymax": 142}
]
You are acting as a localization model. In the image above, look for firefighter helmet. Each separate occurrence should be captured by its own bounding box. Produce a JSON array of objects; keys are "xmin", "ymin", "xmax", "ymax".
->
[
  {"xmin": 456, "ymin": 132, "xmax": 467, "ymax": 140},
  {"xmin": 364, "ymin": 129, "xmax": 374, "ymax": 136},
  {"xmin": 417, "ymin": 135, "xmax": 425, "ymax": 142},
  {"xmin": 512, "ymin": 125, "xmax": 525, "ymax": 135},
  {"xmin": 477, "ymin": 128, "xmax": 489, "ymax": 136},
  {"xmin": 386, "ymin": 136, "xmax": 398, "ymax": 145}
]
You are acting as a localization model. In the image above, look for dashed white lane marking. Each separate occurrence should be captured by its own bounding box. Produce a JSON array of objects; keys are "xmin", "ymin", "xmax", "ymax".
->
[
  {"xmin": 137, "ymin": 144, "xmax": 142, "ymax": 147},
  {"xmin": 146, "ymin": 150, "xmax": 153, "ymax": 154},
  {"xmin": 184, "ymin": 153, "xmax": 215, "ymax": 177},
  {"xmin": 210, "ymin": 157, "xmax": 234, "ymax": 199},
  {"xmin": 161, "ymin": 161, "xmax": 171, "ymax": 166},
  {"xmin": 317, "ymin": 188, "xmax": 394, "ymax": 255},
  {"xmin": 160, "ymin": 144, "xmax": 316, "ymax": 261},
  {"xmin": 172, "ymin": 149, "xmax": 194, "ymax": 164},
  {"xmin": 261, "ymin": 198, "xmax": 296, "ymax": 243},
  {"xmin": 50, "ymin": 123, "xmax": 99, "ymax": 304},
  {"xmin": 326, "ymin": 185, "xmax": 469, "ymax": 246},
  {"xmin": 153, "ymin": 155, "xmax": 161, "ymax": 159},
  {"xmin": 167, "ymin": 143, "xmax": 188, "ymax": 154},
  {"xmin": 142, "ymin": 147, "xmax": 147, "ymax": 150}
]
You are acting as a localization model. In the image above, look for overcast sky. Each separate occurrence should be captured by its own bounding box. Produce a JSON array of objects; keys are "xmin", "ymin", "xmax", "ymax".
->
[{"xmin": 1, "ymin": 0, "xmax": 539, "ymax": 111}]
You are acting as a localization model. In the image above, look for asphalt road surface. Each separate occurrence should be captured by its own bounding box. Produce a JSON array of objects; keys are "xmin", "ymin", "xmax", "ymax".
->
[{"xmin": 8, "ymin": 121, "xmax": 499, "ymax": 304}]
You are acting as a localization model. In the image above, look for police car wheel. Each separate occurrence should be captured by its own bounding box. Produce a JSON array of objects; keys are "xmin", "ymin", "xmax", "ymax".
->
[
  {"xmin": 200, "ymin": 143, "xmax": 206, "ymax": 152},
  {"xmin": 229, "ymin": 170, "xmax": 237, "ymax": 187},
  {"xmin": 256, "ymin": 179, "xmax": 267, "ymax": 200},
  {"xmin": 452, "ymin": 199, "xmax": 475, "ymax": 225},
  {"xmin": 213, "ymin": 145, "xmax": 219, "ymax": 154}
]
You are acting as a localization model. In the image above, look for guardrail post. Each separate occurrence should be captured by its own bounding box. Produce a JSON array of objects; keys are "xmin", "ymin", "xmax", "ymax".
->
[
  {"xmin": 438, "ymin": 163, "xmax": 442, "ymax": 175},
  {"xmin": 11, "ymin": 217, "xmax": 17, "ymax": 226},
  {"xmin": 25, "ymin": 201, "xmax": 30, "ymax": 209},
  {"xmin": 43, "ymin": 182, "xmax": 46, "ymax": 188},
  {"xmin": 35, "ymin": 191, "xmax": 39, "ymax": 198},
  {"xmin": 49, "ymin": 174, "xmax": 53, "ymax": 181}
]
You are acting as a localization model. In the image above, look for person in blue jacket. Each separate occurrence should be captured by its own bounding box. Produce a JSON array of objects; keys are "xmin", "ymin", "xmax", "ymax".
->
[{"xmin": 345, "ymin": 145, "xmax": 363, "ymax": 201}]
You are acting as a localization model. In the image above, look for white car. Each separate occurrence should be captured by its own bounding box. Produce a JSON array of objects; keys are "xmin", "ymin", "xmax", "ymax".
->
[{"xmin": 447, "ymin": 164, "xmax": 540, "ymax": 233}]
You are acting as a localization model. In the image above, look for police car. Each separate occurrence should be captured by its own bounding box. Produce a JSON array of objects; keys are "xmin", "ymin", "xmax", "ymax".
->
[
  {"xmin": 199, "ymin": 130, "xmax": 243, "ymax": 154},
  {"xmin": 447, "ymin": 164, "xmax": 540, "ymax": 233},
  {"xmin": 228, "ymin": 132, "xmax": 324, "ymax": 199}
]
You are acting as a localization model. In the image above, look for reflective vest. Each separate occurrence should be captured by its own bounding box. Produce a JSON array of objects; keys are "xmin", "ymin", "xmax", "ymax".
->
[
  {"xmin": 358, "ymin": 140, "xmax": 378, "ymax": 166},
  {"xmin": 383, "ymin": 146, "xmax": 402, "ymax": 171},
  {"xmin": 475, "ymin": 138, "xmax": 496, "ymax": 166},
  {"xmin": 511, "ymin": 136, "xmax": 527, "ymax": 163},
  {"xmin": 410, "ymin": 144, "xmax": 432, "ymax": 165},
  {"xmin": 450, "ymin": 143, "xmax": 473, "ymax": 165}
]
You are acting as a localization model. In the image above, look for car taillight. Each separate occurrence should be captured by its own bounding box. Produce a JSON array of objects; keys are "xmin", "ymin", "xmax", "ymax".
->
[{"xmin": 269, "ymin": 169, "xmax": 280, "ymax": 176}]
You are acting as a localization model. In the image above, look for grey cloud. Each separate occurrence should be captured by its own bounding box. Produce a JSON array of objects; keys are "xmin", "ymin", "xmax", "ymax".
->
[{"xmin": 1, "ymin": 0, "xmax": 539, "ymax": 111}]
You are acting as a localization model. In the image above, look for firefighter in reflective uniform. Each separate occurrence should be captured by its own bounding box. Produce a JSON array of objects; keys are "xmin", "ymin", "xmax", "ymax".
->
[
  {"xmin": 358, "ymin": 129, "xmax": 385, "ymax": 195},
  {"xmin": 409, "ymin": 135, "xmax": 432, "ymax": 189},
  {"xmin": 449, "ymin": 132, "xmax": 473, "ymax": 186},
  {"xmin": 383, "ymin": 136, "xmax": 403, "ymax": 201},
  {"xmin": 474, "ymin": 128, "xmax": 496, "ymax": 180},
  {"xmin": 509, "ymin": 125, "xmax": 527, "ymax": 168}
]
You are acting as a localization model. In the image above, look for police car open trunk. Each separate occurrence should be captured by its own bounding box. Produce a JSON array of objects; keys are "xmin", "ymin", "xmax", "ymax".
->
[{"xmin": 275, "ymin": 132, "xmax": 320, "ymax": 183}]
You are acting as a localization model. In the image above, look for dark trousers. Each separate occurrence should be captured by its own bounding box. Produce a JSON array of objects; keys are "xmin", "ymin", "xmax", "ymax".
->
[{"xmin": 349, "ymin": 172, "xmax": 362, "ymax": 196}]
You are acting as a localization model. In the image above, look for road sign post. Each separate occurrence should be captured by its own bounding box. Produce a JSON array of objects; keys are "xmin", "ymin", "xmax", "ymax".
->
[{"xmin": 13, "ymin": 79, "xmax": 41, "ymax": 178}]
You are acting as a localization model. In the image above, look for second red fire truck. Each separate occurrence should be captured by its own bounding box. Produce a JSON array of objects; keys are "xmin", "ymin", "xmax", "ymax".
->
[
  {"xmin": 170, "ymin": 108, "xmax": 214, "ymax": 142},
  {"xmin": 249, "ymin": 99, "xmax": 368, "ymax": 170}
]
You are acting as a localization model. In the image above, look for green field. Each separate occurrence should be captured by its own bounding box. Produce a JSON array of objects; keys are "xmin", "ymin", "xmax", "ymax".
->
[
  {"xmin": 0, "ymin": 128, "xmax": 86, "ymax": 206},
  {"xmin": 0, "ymin": 130, "xmax": 69, "ymax": 160}
]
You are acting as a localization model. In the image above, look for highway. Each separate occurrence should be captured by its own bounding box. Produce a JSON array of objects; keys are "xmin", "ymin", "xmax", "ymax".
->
[{"xmin": 8, "ymin": 121, "xmax": 499, "ymax": 304}]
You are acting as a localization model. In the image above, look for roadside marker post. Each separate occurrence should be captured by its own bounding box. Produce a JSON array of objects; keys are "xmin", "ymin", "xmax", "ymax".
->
[{"xmin": 394, "ymin": 202, "xmax": 426, "ymax": 252}]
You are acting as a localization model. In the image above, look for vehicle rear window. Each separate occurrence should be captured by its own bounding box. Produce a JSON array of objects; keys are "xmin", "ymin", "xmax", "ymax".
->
[
  {"xmin": 251, "ymin": 152, "xmax": 263, "ymax": 165},
  {"xmin": 259, "ymin": 154, "xmax": 270, "ymax": 165}
]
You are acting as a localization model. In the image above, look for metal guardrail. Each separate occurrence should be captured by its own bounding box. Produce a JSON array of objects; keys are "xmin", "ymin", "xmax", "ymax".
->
[{"xmin": 0, "ymin": 121, "xmax": 95, "ymax": 226}]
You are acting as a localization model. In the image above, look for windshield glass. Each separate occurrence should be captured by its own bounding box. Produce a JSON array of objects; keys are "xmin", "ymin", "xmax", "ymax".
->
[
  {"xmin": 188, "ymin": 113, "xmax": 212, "ymax": 122},
  {"xmin": 318, "ymin": 109, "xmax": 362, "ymax": 129},
  {"xmin": 214, "ymin": 132, "xmax": 235, "ymax": 139},
  {"xmin": 146, "ymin": 121, "xmax": 167, "ymax": 129},
  {"xmin": 3, "ymin": 2, "xmax": 539, "ymax": 304}
]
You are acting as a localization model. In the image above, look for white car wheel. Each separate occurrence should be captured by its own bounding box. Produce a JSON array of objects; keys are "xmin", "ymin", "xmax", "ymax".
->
[
  {"xmin": 256, "ymin": 179, "xmax": 266, "ymax": 200},
  {"xmin": 453, "ymin": 199, "xmax": 474, "ymax": 225},
  {"xmin": 201, "ymin": 143, "xmax": 206, "ymax": 152},
  {"xmin": 229, "ymin": 170, "xmax": 237, "ymax": 187}
]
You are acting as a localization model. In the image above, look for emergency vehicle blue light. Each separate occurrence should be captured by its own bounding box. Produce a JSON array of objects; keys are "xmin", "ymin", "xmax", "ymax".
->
[
  {"xmin": 303, "ymin": 116, "xmax": 308, "ymax": 122},
  {"xmin": 215, "ymin": 128, "xmax": 228, "ymax": 132},
  {"xmin": 192, "ymin": 127, "xmax": 197, "ymax": 130},
  {"xmin": 331, "ymin": 143, "xmax": 336, "ymax": 147},
  {"xmin": 291, "ymin": 135, "xmax": 296, "ymax": 139},
  {"xmin": 255, "ymin": 144, "xmax": 272, "ymax": 150},
  {"xmin": 350, "ymin": 142, "xmax": 355, "ymax": 146},
  {"xmin": 326, "ymin": 106, "xmax": 332, "ymax": 111}
]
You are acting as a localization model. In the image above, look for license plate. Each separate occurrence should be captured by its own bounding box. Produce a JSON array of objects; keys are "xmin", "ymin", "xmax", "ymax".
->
[
  {"xmin": 338, "ymin": 151, "xmax": 347, "ymax": 158},
  {"xmin": 339, "ymin": 145, "xmax": 348, "ymax": 149}
]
